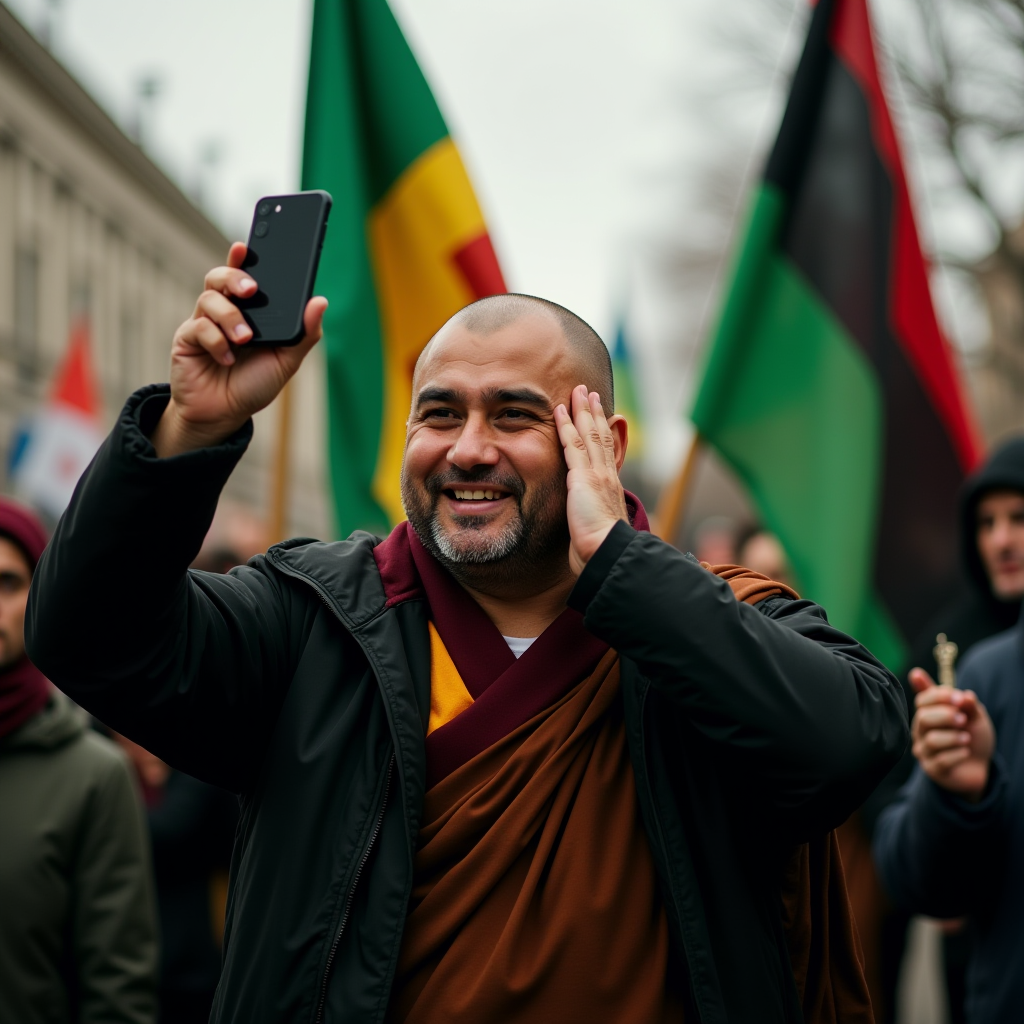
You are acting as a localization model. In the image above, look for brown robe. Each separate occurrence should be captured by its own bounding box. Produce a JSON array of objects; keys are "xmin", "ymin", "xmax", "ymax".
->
[
  {"xmin": 383, "ymin": 546, "xmax": 873, "ymax": 1023},
  {"xmin": 389, "ymin": 651, "xmax": 684, "ymax": 1023}
]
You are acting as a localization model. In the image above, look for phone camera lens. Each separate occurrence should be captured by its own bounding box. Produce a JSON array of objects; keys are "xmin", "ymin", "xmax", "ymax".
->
[
  {"xmin": 254, "ymin": 221, "xmax": 269, "ymax": 238},
  {"xmin": 257, "ymin": 200, "xmax": 273, "ymax": 217}
]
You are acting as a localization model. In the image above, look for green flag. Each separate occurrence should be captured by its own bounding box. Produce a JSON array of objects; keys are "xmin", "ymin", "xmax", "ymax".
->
[
  {"xmin": 302, "ymin": 0, "xmax": 506, "ymax": 536},
  {"xmin": 690, "ymin": 0, "xmax": 980, "ymax": 668}
]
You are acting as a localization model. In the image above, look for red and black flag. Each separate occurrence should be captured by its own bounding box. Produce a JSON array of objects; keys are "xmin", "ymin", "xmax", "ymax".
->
[{"xmin": 691, "ymin": 0, "xmax": 982, "ymax": 668}]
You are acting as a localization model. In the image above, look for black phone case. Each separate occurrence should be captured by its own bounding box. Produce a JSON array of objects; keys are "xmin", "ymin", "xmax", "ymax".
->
[{"xmin": 233, "ymin": 189, "xmax": 332, "ymax": 346}]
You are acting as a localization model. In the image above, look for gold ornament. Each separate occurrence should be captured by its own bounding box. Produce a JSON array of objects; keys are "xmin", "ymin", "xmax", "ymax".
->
[{"xmin": 933, "ymin": 633, "xmax": 959, "ymax": 689}]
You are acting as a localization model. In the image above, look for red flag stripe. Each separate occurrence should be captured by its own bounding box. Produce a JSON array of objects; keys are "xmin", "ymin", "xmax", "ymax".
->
[{"xmin": 829, "ymin": 0, "xmax": 982, "ymax": 471}]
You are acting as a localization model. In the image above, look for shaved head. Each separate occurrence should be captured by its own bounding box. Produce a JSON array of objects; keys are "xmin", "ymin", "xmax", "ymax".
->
[
  {"xmin": 422, "ymin": 293, "xmax": 614, "ymax": 411},
  {"xmin": 402, "ymin": 291, "xmax": 629, "ymax": 600}
]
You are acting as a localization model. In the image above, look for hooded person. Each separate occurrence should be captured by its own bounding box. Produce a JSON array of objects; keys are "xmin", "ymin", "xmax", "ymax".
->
[
  {"xmin": 872, "ymin": 437, "xmax": 1024, "ymax": 1024},
  {"xmin": 910, "ymin": 436, "xmax": 1024, "ymax": 683},
  {"xmin": 0, "ymin": 496, "xmax": 159, "ymax": 1024},
  {"xmin": 857, "ymin": 437, "xmax": 1024, "ymax": 1024}
]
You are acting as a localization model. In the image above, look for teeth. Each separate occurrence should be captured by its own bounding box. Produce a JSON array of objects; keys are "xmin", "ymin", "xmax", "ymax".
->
[{"xmin": 452, "ymin": 489, "xmax": 503, "ymax": 500}]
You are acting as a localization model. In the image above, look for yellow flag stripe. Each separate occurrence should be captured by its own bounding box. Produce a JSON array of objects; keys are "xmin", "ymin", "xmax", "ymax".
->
[{"xmin": 368, "ymin": 137, "xmax": 490, "ymax": 524}]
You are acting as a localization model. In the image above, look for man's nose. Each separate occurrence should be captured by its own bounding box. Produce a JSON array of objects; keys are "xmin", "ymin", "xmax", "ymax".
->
[
  {"xmin": 447, "ymin": 413, "xmax": 499, "ymax": 470},
  {"xmin": 991, "ymin": 518, "xmax": 1016, "ymax": 553}
]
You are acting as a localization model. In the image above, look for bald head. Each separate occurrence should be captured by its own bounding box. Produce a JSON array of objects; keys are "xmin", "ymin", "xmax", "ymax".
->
[{"xmin": 423, "ymin": 293, "xmax": 614, "ymax": 412}]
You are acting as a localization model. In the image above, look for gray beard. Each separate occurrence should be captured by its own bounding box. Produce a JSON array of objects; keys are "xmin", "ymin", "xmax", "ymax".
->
[
  {"xmin": 401, "ymin": 472, "xmax": 572, "ymax": 596},
  {"xmin": 427, "ymin": 512, "xmax": 525, "ymax": 565}
]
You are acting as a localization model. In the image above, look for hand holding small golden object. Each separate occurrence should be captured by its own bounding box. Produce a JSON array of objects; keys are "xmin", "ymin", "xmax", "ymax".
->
[{"xmin": 933, "ymin": 633, "xmax": 959, "ymax": 689}]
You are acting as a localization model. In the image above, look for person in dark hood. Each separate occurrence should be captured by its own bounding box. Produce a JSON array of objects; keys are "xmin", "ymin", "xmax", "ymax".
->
[
  {"xmin": 0, "ymin": 496, "xmax": 158, "ymax": 1024},
  {"xmin": 864, "ymin": 437, "xmax": 1024, "ymax": 1023},
  {"xmin": 912, "ymin": 436, "xmax": 1024, "ymax": 682},
  {"xmin": 873, "ymin": 543, "xmax": 1023, "ymax": 1023}
]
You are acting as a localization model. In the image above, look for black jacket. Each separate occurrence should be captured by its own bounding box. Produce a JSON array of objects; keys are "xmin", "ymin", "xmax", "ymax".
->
[
  {"xmin": 874, "ymin": 619, "xmax": 1024, "ymax": 1024},
  {"xmin": 27, "ymin": 387, "xmax": 909, "ymax": 1024}
]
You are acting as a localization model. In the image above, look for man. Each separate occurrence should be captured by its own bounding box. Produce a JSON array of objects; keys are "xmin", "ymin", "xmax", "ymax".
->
[
  {"xmin": 909, "ymin": 435, "xmax": 1024, "ymax": 693},
  {"xmin": 873, "ymin": 631, "xmax": 1018, "ymax": 1023},
  {"xmin": 863, "ymin": 438, "xmax": 1024, "ymax": 1023},
  {"xmin": 28, "ymin": 245, "xmax": 908, "ymax": 1023},
  {"xmin": 0, "ymin": 497, "xmax": 158, "ymax": 1024}
]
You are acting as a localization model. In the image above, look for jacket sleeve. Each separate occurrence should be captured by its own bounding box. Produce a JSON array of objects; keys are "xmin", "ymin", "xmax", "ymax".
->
[
  {"xmin": 74, "ymin": 739, "xmax": 159, "ymax": 1024},
  {"xmin": 872, "ymin": 759, "xmax": 1008, "ymax": 917},
  {"xmin": 569, "ymin": 522, "xmax": 909, "ymax": 835},
  {"xmin": 26, "ymin": 386, "xmax": 312, "ymax": 790}
]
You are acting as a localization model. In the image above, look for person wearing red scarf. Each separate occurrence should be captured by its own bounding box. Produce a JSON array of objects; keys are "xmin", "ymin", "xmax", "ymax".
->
[{"xmin": 0, "ymin": 497, "xmax": 158, "ymax": 1024}]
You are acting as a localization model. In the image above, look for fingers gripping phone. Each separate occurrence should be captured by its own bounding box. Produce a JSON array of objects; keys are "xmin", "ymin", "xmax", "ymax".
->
[{"xmin": 232, "ymin": 190, "xmax": 332, "ymax": 345}]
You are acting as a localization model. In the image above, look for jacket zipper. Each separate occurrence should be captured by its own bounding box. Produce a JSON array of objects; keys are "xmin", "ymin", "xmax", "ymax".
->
[{"xmin": 313, "ymin": 754, "xmax": 394, "ymax": 1024}]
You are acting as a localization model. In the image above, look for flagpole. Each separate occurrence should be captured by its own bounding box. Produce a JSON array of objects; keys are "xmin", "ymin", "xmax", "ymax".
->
[
  {"xmin": 651, "ymin": 431, "xmax": 703, "ymax": 542},
  {"xmin": 268, "ymin": 381, "xmax": 293, "ymax": 545}
]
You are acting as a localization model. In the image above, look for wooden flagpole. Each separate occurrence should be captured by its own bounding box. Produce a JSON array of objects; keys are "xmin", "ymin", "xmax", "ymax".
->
[
  {"xmin": 651, "ymin": 431, "xmax": 703, "ymax": 542},
  {"xmin": 268, "ymin": 380, "xmax": 293, "ymax": 546}
]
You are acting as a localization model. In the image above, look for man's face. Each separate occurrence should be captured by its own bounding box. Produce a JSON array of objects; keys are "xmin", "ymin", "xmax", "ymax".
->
[
  {"xmin": 400, "ymin": 313, "xmax": 584, "ymax": 595},
  {"xmin": 0, "ymin": 538, "xmax": 31, "ymax": 669},
  {"xmin": 976, "ymin": 490, "xmax": 1024, "ymax": 600}
]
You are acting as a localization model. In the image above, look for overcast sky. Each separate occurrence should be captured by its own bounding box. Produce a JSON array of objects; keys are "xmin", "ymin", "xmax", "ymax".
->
[
  {"xmin": 11, "ymin": 0, "xmax": 988, "ymax": 480},
  {"xmin": 5, "ymin": 0, "xmax": 736, "ymax": 338}
]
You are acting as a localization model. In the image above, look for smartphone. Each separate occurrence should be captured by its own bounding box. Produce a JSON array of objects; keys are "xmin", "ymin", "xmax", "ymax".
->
[{"xmin": 232, "ymin": 190, "xmax": 332, "ymax": 345}]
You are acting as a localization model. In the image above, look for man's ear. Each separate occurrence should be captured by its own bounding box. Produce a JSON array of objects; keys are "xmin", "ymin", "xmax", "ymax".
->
[{"xmin": 608, "ymin": 415, "xmax": 629, "ymax": 471}]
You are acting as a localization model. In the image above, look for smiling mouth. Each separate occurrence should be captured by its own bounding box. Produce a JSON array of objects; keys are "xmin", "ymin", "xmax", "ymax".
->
[{"xmin": 446, "ymin": 489, "xmax": 509, "ymax": 502}]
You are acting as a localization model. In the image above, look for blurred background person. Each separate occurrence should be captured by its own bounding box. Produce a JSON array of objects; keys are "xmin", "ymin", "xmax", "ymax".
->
[
  {"xmin": 0, "ymin": 496, "xmax": 158, "ymax": 1024},
  {"xmin": 874, "ymin": 636, "xmax": 1017, "ymax": 1024},
  {"xmin": 851, "ymin": 436, "xmax": 1024, "ymax": 1023},
  {"xmin": 907, "ymin": 435, "xmax": 1024, "ymax": 1023},
  {"xmin": 692, "ymin": 514, "xmax": 737, "ymax": 566},
  {"xmin": 736, "ymin": 526, "xmax": 793, "ymax": 587},
  {"xmin": 908, "ymin": 435, "xmax": 1024, "ymax": 718},
  {"xmin": 900, "ymin": 436, "xmax": 1024, "ymax": 1022}
]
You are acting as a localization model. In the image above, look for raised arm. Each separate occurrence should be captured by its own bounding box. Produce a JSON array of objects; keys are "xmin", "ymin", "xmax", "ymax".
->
[
  {"xmin": 556, "ymin": 386, "xmax": 909, "ymax": 836},
  {"xmin": 26, "ymin": 247, "xmax": 327, "ymax": 790}
]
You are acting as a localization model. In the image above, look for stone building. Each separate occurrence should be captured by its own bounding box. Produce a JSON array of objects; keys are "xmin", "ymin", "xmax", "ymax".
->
[{"xmin": 0, "ymin": 2, "xmax": 330, "ymax": 547}]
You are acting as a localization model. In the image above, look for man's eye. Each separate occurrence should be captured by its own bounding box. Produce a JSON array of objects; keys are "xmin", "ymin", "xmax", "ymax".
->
[
  {"xmin": 424, "ymin": 408, "xmax": 457, "ymax": 420},
  {"xmin": 499, "ymin": 409, "xmax": 532, "ymax": 421}
]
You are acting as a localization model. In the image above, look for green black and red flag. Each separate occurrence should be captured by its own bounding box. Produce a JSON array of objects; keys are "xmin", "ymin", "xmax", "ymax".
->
[{"xmin": 691, "ymin": 0, "xmax": 982, "ymax": 669}]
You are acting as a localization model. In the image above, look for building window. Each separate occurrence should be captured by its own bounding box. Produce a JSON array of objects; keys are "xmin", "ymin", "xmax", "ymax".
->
[{"xmin": 14, "ymin": 247, "xmax": 38, "ymax": 379}]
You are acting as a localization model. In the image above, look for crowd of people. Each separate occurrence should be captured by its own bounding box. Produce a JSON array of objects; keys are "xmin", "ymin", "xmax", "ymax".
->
[{"xmin": 1, "ymin": 251, "xmax": 1022, "ymax": 1024}]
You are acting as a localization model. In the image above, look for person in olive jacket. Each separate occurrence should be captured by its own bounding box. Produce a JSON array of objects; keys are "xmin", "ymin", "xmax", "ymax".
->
[
  {"xmin": 27, "ymin": 246, "xmax": 909, "ymax": 1024},
  {"xmin": 0, "ymin": 497, "xmax": 158, "ymax": 1024}
]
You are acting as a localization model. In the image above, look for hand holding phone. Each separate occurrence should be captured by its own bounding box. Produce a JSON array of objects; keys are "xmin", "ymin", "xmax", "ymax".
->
[{"xmin": 151, "ymin": 230, "xmax": 329, "ymax": 458}]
